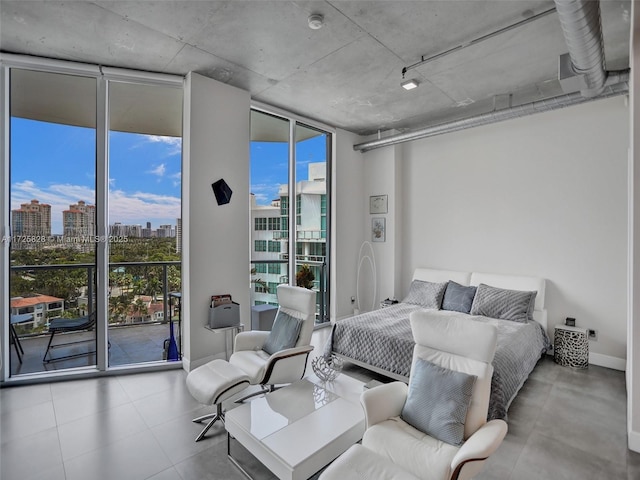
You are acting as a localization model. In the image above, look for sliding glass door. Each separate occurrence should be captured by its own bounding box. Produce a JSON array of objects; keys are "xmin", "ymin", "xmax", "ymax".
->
[{"xmin": 249, "ymin": 109, "xmax": 332, "ymax": 325}]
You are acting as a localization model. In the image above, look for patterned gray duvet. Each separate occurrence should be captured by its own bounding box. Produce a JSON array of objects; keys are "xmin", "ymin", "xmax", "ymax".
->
[{"xmin": 324, "ymin": 304, "xmax": 551, "ymax": 420}]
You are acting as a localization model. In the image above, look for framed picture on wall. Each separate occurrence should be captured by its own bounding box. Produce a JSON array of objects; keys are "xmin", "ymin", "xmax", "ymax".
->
[
  {"xmin": 369, "ymin": 194, "xmax": 388, "ymax": 214},
  {"xmin": 372, "ymin": 217, "xmax": 386, "ymax": 242}
]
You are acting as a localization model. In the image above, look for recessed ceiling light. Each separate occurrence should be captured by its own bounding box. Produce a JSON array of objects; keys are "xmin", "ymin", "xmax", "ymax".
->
[
  {"xmin": 401, "ymin": 79, "xmax": 419, "ymax": 90},
  {"xmin": 308, "ymin": 14, "xmax": 324, "ymax": 30}
]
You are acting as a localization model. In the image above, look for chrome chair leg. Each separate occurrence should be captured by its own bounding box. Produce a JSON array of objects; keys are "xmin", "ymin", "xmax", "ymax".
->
[{"xmin": 193, "ymin": 403, "xmax": 225, "ymax": 442}]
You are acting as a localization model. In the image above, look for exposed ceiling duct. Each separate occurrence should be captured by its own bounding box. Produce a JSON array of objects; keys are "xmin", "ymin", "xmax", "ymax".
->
[
  {"xmin": 354, "ymin": 0, "xmax": 629, "ymax": 153},
  {"xmin": 555, "ymin": 0, "xmax": 606, "ymax": 97}
]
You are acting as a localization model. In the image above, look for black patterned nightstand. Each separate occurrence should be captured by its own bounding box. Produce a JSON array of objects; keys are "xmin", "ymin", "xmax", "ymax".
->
[{"xmin": 554, "ymin": 325, "xmax": 589, "ymax": 369}]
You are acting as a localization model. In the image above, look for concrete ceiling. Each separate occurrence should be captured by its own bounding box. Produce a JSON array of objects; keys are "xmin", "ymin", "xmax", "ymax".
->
[{"xmin": 0, "ymin": 0, "xmax": 632, "ymax": 136}]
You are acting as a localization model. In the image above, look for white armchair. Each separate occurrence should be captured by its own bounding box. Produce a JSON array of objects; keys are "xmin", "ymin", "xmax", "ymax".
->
[
  {"xmin": 320, "ymin": 312, "xmax": 507, "ymax": 480},
  {"xmin": 230, "ymin": 284, "xmax": 316, "ymax": 402}
]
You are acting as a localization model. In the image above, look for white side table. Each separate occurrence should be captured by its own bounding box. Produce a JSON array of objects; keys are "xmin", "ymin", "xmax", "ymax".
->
[
  {"xmin": 205, "ymin": 324, "xmax": 244, "ymax": 361},
  {"xmin": 554, "ymin": 325, "xmax": 589, "ymax": 369}
]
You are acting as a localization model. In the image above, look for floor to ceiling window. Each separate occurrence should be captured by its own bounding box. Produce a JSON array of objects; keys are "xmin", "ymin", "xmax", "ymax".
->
[
  {"xmin": 107, "ymin": 81, "xmax": 183, "ymax": 367},
  {"xmin": 1, "ymin": 57, "xmax": 183, "ymax": 379},
  {"xmin": 7, "ymin": 68, "xmax": 98, "ymax": 376},
  {"xmin": 249, "ymin": 108, "xmax": 332, "ymax": 325}
]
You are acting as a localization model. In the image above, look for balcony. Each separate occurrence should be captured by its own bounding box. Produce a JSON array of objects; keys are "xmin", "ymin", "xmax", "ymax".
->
[
  {"xmin": 9, "ymin": 261, "xmax": 181, "ymax": 377},
  {"xmin": 8, "ymin": 322, "xmax": 175, "ymax": 376}
]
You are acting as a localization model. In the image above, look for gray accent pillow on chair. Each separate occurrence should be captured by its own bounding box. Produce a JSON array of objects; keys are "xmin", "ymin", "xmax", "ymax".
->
[
  {"xmin": 402, "ymin": 280, "xmax": 448, "ymax": 309},
  {"xmin": 262, "ymin": 311, "xmax": 303, "ymax": 355},
  {"xmin": 470, "ymin": 283, "xmax": 537, "ymax": 323},
  {"xmin": 401, "ymin": 357, "xmax": 477, "ymax": 446},
  {"xmin": 442, "ymin": 282, "xmax": 477, "ymax": 314}
]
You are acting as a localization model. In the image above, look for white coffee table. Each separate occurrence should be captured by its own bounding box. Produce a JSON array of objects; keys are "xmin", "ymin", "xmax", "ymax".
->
[{"xmin": 225, "ymin": 373, "xmax": 366, "ymax": 480}]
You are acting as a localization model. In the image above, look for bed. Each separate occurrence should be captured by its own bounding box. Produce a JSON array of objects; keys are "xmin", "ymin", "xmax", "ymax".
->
[{"xmin": 324, "ymin": 268, "xmax": 551, "ymax": 420}]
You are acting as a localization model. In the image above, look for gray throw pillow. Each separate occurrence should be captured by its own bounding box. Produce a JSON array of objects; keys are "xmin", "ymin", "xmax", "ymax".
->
[
  {"xmin": 442, "ymin": 282, "xmax": 477, "ymax": 314},
  {"xmin": 401, "ymin": 357, "xmax": 477, "ymax": 446},
  {"xmin": 262, "ymin": 310, "xmax": 303, "ymax": 355},
  {"xmin": 402, "ymin": 280, "xmax": 448, "ymax": 309},
  {"xmin": 470, "ymin": 283, "xmax": 537, "ymax": 323}
]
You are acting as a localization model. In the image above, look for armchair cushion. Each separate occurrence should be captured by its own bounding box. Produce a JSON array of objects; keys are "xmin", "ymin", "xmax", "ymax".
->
[
  {"xmin": 319, "ymin": 444, "xmax": 421, "ymax": 480},
  {"xmin": 262, "ymin": 310, "xmax": 303, "ymax": 355},
  {"xmin": 228, "ymin": 349, "xmax": 270, "ymax": 383},
  {"xmin": 363, "ymin": 418, "xmax": 458, "ymax": 480},
  {"xmin": 401, "ymin": 357, "xmax": 477, "ymax": 446}
]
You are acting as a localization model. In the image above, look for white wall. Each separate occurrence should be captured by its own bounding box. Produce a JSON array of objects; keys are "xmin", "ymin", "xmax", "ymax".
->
[
  {"xmin": 360, "ymin": 144, "xmax": 404, "ymax": 309},
  {"xmin": 332, "ymin": 129, "xmax": 366, "ymax": 320},
  {"xmin": 182, "ymin": 72, "xmax": 250, "ymax": 370},
  {"xmin": 384, "ymin": 96, "xmax": 629, "ymax": 366}
]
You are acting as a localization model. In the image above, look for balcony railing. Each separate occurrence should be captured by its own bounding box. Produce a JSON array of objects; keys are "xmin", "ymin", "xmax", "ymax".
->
[
  {"xmin": 8, "ymin": 260, "xmax": 181, "ymax": 376},
  {"xmin": 296, "ymin": 230, "xmax": 326, "ymax": 240},
  {"xmin": 250, "ymin": 258, "xmax": 328, "ymax": 324}
]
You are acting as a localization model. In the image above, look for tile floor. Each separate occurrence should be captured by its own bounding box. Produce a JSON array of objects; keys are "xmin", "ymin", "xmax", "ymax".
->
[{"xmin": 2, "ymin": 327, "xmax": 640, "ymax": 480}]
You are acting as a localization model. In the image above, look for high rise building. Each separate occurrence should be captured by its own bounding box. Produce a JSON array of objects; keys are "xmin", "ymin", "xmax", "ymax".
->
[
  {"xmin": 63, "ymin": 200, "xmax": 96, "ymax": 252},
  {"xmin": 11, "ymin": 199, "xmax": 51, "ymax": 236},
  {"xmin": 63, "ymin": 200, "xmax": 95, "ymax": 238},
  {"xmin": 142, "ymin": 221, "xmax": 153, "ymax": 238},
  {"xmin": 110, "ymin": 222, "xmax": 142, "ymax": 238},
  {"xmin": 157, "ymin": 224, "xmax": 173, "ymax": 238},
  {"xmin": 175, "ymin": 218, "xmax": 182, "ymax": 253},
  {"xmin": 11, "ymin": 199, "xmax": 52, "ymax": 249}
]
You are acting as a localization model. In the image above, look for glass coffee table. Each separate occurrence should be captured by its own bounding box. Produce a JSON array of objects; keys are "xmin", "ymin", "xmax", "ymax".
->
[{"xmin": 225, "ymin": 373, "xmax": 366, "ymax": 480}]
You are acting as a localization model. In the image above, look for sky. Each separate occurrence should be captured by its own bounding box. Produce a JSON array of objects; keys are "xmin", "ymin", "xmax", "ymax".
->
[
  {"xmin": 250, "ymin": 134, "xmax": 327, "ymax": 206},
  {"xmin": 11, "ymin": 118, "xmax": 182, "ymax": 235},
  {"xmin": 11, "ymin": 117, "xmax": 327, "ymax": 234}
]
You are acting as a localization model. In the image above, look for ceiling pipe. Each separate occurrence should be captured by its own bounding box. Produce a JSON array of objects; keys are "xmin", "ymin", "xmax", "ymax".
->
[
  {"xmin": 554, "ymin": 0, "xmax": 607, "ymax": 97},
  {"xmin": 353, "ymin": 78, "xmax": 628, "ymax": 152},
  {"xmin": 354, "ymin": 0, "xmax": 629, "ymax": 153}
]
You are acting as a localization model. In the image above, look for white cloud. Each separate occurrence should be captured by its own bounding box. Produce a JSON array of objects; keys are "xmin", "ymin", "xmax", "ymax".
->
[
  {"xmin": 11, "ymin": 181, "xmax": 180, "ymax": 234},
  {"xmin": 170, "ymin": 172, "xmax": 182, "ymax": 188},
  {"xmin": 148, "ymin": 135, "xmax": 182, "ymax": 147},
  {"xmin": 149, "ymin": 164, "xmax": 166, "ymax": 177},
  {"xmin": 147, "ymin": 135, "xmax": 182, "ymax": 156},
  {"xmin": 250, "ymin": 183, "xmax": 282, "ymax": 205}
]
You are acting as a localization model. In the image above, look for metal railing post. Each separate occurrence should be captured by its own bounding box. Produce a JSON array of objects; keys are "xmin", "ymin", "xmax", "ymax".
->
[
  {"xmin": 163, "ymin": 264, "xmax": 168, "ymax": 322},
  {"xmin": 87, "ymin": 265, "xmax": 94, "ymax": 316}
]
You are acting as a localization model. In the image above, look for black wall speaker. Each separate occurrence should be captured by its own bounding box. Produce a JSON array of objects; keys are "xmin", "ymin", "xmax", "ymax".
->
[{"xmin": 211, "ymin": 179, "xmax": 232, "ymax": 205}]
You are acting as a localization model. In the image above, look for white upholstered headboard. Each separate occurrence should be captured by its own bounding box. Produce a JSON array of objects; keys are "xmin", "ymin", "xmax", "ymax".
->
[
  {"xmin": 413, "ymin": 268, "xmax": 471, "ymax": 286},
  {"xmin": 411, "ymin": 268, "xmax": 548, "ymax": 331}
]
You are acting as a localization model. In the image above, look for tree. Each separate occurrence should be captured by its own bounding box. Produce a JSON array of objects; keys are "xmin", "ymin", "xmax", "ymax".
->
[{"xmin": 296, "ymin": 264, "xmax": 315, "ymax": 289}]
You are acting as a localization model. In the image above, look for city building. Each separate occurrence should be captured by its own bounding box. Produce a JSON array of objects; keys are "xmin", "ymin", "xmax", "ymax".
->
[
  {"xmin": 157, "ymin": 224, "xmax": 174, "ymax": 238},
  {"xmin": 175, "ymin": 218, "xmax": 182, "ymax": 254},
  {"xmin": 11, "ymin": 199, "xmax": 51, "ymax": 237},
  {"xmin": 142, "ymin": 221, "xmax": 153, "ymax": 238},
  {"xmin": 62, "ymin": 200, "xmax": 96, "ymax": 252},
  {"xmin": 250, "ymin": 195, "xmax": 284, "ymax": 306},
  {"xmin": 10, "ymin": 294, "xmax": 64, "ymax": 328},
  {"xmin": 250, "ymin": 162, "xmax": 326, "ymax": 306},
  {"xmin": 110, "ymin": 222, "xmax": 142, "ymax": 238}
]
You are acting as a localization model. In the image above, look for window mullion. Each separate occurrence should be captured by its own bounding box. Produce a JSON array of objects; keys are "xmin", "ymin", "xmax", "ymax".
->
[
  {"xmin": 95, "ymin": 77, "xmax": 109, "ymax": 371},
  {"xmin": 288, "ymin": 121, "xmax": 296, "ymax": 286}
]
